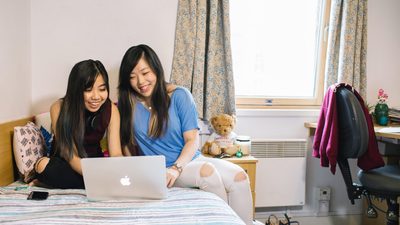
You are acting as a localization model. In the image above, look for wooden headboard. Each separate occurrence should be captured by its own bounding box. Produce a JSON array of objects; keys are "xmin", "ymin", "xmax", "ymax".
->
[{"xmin": 0, "ymin": 117, "xmax": 34, "ymax": 186}]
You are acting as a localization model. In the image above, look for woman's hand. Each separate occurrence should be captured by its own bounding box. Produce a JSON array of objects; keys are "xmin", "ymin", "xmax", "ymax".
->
[
  {"xmin": 28, "ymin": 179, "xmax": 41, "ymax": 187},
  {"xmin": 28, "ymin": 179, "xmax": 49, "ymax": 188},
  {"xmin": 166, "ymin": 167, "xmax": 180, "ymax": 188}
]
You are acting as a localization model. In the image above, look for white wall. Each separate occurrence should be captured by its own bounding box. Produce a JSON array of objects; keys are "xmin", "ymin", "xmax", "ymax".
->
[
  {"xmin": 0, "ymin": 0, "xmax": 31, "ymax": 122},
  {"xmin": 30, "ymin": 0, "xmax": 178, "ymax": 114},
  {"xmin": 366, "ymin": 0, "xmax": 400, "ymax": 107},
  {"xmin": 236, "ymin": 110, "xmax": 363, "ymax": 216}
]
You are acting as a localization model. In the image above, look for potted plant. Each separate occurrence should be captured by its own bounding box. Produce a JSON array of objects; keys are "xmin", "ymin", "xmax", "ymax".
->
[{"xmin": 374, "ymin": 88, "xmax": 389, "ymax": 126}]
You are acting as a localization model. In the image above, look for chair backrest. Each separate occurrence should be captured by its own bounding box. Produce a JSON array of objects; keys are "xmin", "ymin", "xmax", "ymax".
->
[
  {"xmin": 336, "ymin": 87, "xmax": 369, "ymax": 159},
  {"xmin": 335, "ymin": 87, "xmax": 369, "ymax": 203}
]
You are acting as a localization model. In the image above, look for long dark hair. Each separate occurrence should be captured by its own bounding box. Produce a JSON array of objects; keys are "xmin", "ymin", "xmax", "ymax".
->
[
  {"xmin": 118, "ymin": 44, "xmax": 170, "ymax": 154},
  {"xmin": 55, "ymin": 59, "xmax": 109, "ymax": 160}
]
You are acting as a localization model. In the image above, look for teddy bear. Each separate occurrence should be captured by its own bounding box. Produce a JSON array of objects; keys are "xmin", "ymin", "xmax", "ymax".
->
[{"xmin": 201, "ymin": 114, "xmax": 240, "ymax": 156}]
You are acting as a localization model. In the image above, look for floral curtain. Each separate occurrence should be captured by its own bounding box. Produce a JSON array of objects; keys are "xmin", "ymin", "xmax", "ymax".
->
[
  {"xmin": 170, "ymin": 0, "xmax": 235, "ymax": 121},
  {"xmin": 325, "ymin": 0, "xmax": 368, "ymax": 98}
]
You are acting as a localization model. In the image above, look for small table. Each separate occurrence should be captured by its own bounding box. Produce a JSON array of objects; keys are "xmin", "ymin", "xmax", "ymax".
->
[{"xmin": 203, "ymin": 154, "xmax": 258, "ymax": 217}]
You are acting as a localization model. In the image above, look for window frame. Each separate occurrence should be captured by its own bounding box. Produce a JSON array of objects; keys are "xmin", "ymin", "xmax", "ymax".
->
[{"xmin": 234, "ymin": 0, "xmax": 332, "ymax": 109}]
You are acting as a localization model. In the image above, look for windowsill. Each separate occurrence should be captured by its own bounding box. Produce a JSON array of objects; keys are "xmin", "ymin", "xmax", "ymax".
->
[{"xmin": 236, "ymin": 108, "xmax": 320, "ymax": 117}]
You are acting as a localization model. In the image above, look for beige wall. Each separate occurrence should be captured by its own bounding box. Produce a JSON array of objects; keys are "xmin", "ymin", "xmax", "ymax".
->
[
  {"xmin": 366, "ymin": 0, "xmax": 400, "ymax": 107},
  {"xmin": 0, "ymin": 0, "xmax": 31, "ymax": 122},
  {"xmin": 0, "ymin": 0, "xmax": 178, "ymax": 120},
  {"xmin": 30, "ymin": 0, "xmax": 178, "ymax": 114}
]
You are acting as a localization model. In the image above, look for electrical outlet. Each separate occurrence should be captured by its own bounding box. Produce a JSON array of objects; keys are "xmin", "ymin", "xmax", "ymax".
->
[
  {"xmin": 317, "ymin": 200, "xmax": 330, "ymax": 215},
  {"xmin": 314, "ymin": 187, "xmax": 331, "ymax": 216},
  {"xmin": 316, "ymin": 186, "xmax": 331, "ymax": 200}
]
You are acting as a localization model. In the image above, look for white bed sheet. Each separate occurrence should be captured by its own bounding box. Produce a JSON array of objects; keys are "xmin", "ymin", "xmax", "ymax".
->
[{"xmin": 0, "ymin": 182, "xmax": 244, "ymax": 225}]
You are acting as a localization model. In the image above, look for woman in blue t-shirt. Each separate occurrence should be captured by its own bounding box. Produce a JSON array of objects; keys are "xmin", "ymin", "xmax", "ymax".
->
[{"xmin": 118, "ymin": 44, "xmax": 253, "ymax": 225}]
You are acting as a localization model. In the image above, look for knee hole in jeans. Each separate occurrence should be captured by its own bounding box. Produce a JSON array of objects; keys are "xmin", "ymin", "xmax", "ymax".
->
[
  {"xmin": 200, "ymin": 163, "xmax": 214, "ymax": 177},
  {"xmin": 35, "ymin": 157, "xmax": 50, "ymax": 174},
  {"xmin": 234, "ymin": 171, "xmax": 248, "ymax": 182}
]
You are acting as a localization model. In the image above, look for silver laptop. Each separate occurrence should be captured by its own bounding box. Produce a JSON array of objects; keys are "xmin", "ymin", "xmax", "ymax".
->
[{"xmin": 81, "ymin": 155, "xmax": 167, "ymax": 201}]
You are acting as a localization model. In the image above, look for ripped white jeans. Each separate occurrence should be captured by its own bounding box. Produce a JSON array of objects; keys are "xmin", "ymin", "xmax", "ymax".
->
[{"xmin": 174, "ymin": 155, "xmax": 253, "ymax": 225}]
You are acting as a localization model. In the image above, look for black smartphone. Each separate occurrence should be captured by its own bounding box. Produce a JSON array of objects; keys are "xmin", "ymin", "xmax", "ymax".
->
[{"xmin": 27, "ymin": 191, "xmax": 49, "ymax": 200}]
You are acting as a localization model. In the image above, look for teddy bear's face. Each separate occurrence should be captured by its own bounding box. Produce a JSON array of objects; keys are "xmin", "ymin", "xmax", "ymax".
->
[{"xmin": 211, "ymin": 114, "xmax": 235, "ymax": 136}]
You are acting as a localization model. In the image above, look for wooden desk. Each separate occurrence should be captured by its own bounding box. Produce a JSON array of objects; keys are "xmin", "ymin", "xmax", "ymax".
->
[
  {"xmin": 203, "ymin": 154, "xmax": 258, "ymax": 217},
  {"xmin": 305, "ymin": 122, "xmax": 399, "ymax": 225},
  {"xmin": 305, "ymin": 122, "xmax": 400, "ymax": 139}
]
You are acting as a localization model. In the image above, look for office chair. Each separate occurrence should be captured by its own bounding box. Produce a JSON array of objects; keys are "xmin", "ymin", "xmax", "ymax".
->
[{"xmin": 335, "ymin": 86, "xmax": 400, "ymax": 225}]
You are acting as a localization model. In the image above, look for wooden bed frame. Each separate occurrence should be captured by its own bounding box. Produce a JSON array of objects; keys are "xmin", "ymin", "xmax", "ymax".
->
[{"xmin": 0, "ymin": 117, "xmax": 34, "ymax": 186}]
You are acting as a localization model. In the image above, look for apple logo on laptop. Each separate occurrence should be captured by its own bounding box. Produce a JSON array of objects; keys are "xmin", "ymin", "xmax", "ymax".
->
[{"xmin": 120, "ymin": 175, "xmax": 131, "ymax": 186}]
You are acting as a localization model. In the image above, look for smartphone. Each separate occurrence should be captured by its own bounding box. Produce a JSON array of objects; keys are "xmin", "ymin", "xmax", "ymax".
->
[{"xmin": 27, "ymin": 191, "xmax": 49, "ymax": 200}]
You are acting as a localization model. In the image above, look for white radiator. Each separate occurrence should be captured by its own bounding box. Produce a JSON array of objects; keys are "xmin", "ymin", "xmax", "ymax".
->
[{"xmin": 252, "ymin": 139, "xmax": 307, "ymax": 207}]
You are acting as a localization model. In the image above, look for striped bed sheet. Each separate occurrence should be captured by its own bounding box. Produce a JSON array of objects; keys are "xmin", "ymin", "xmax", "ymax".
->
[{"xmin": 0, "ymin": 183, "xmax": 245, "ymax": 225}]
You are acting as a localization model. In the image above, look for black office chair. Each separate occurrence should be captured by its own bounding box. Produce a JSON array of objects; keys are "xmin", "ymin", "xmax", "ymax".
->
[{"xmin": 335, "ymin": 86, "xmax": 400, "ymax": 225}]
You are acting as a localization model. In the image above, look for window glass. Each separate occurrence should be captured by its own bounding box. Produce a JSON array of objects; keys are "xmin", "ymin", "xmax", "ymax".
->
[{"xmin": 230, "ymin": 0, "xmax": 330, "ymax": 107}]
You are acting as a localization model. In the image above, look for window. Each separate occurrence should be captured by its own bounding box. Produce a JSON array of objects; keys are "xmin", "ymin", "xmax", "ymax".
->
[{"xmin": 230, "ymin": 0, "xmax": 331, "ymax": 108}]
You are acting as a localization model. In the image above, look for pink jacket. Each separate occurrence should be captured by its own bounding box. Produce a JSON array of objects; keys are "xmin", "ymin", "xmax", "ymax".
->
[{"xmin": 313, "ymin": 83, "xmax": 384, "ymax": 174}]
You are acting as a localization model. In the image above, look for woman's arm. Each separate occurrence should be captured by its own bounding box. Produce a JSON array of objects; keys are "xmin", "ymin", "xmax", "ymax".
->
[
  {"xmin": 107, "ymin": 103, "xmax": 123, "ymax": 157},
  {"xmin": 175, "ymin": 129, "xmax": 199, "ymax": 166},
  {"xmin": 68, "ymin": 154, "xmax": 82, "ymax": 175},
  {"xmin": 166, "ymin": 84, "xmax": 199, "ymax": 164},
  {"xmin": 166, "ymin": 128, "xmax": 199, "ymax": 187},
  {"xmin": 50, "ymin": 100, "xmax": 61, "ymax": 134}
]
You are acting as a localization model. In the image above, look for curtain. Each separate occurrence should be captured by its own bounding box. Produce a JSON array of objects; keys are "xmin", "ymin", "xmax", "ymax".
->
[
  {"xmin": 325, "ymin": 0, "xmax": 368, "ymax": 98},
  {"xmin": 170, "ymin": 0, "xmax": 235, "ymax": 121}
]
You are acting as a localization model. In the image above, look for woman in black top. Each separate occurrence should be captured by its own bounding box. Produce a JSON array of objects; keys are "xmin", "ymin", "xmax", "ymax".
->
[{"xmin": 31, "ymin": 59, "xmax": 123, "ymax": 189}]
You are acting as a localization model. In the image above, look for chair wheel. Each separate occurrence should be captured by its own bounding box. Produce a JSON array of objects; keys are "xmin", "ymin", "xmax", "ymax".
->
[{"xmin": 366, "ymin": 206, "xmax": 378, "ymax": 218}]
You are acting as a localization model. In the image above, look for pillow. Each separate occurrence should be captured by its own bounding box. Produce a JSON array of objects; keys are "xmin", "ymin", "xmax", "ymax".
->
[
  {"xmin": 13, "ymin": 122, "xmax": 45, "ymax": 183},
  {"xmin": 34, "ymin": 112, "xmax": 51, "ymax": 133}
]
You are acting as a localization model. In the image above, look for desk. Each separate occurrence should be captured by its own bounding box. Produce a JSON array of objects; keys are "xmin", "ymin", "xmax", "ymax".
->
[
  {"xmin": 305, "ymin": 122, "xmax": 400, "ymax": 165},
  {"xmin": 305, "ymin": 122, "xmax": 400, "ymax": 225},
  {"xmin": 203, "ymin": 154, "xmax": 258, "ymax": 217},
  {"xmin": 305, "ymin": 122, "xmax": 400, "ymax": 139}
]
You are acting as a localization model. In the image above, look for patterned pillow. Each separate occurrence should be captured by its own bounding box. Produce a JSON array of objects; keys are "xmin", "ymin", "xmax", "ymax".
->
[
  {"xmin": 13, "ymin": 122, "xmax": 45, "ymax": 183},
  {"xmin": 34, "ymin": 112, "xmax": 51, "ymax": 134}
]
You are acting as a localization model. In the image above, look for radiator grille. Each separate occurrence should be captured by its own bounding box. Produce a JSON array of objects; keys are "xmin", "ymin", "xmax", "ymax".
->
[{"xmin": 251, "ymin": 139, "xmax": 307, "ymax": 158}]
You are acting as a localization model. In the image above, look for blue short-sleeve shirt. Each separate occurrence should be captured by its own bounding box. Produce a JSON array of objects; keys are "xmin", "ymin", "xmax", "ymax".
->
[{"xmin": 133, "ymin": 87, "xmax": 200, "ymax": 167}]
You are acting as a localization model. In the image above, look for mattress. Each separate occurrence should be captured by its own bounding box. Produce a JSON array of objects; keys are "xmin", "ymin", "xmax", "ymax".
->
[{"xmin": 0, "ymin": 183, "xmax": 244, "ymax": 225}]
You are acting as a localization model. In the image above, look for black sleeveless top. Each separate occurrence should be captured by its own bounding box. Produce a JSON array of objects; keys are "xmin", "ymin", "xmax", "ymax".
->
[
  {"xmin": 52, "ymin": 99, "xmax": 112, "ymax": 158},
  {"xmin": 83, "ymin": 99, "xmax": 112, "ymax": 157}
]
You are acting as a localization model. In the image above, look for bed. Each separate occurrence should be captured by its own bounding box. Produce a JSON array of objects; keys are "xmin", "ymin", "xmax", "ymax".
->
[{"xmin": 0, "ymin": 117, "xmax": 245, "ymax": 225}]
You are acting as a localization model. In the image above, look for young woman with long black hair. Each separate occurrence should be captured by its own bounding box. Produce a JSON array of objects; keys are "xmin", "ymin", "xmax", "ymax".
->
[
  {"xmin": 118, "ymin": 45, "xmax": 253, "ymax": 224},
  {"xmin": 32, "ymin": 59, "xmax": 123, "ymax": 189}
]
